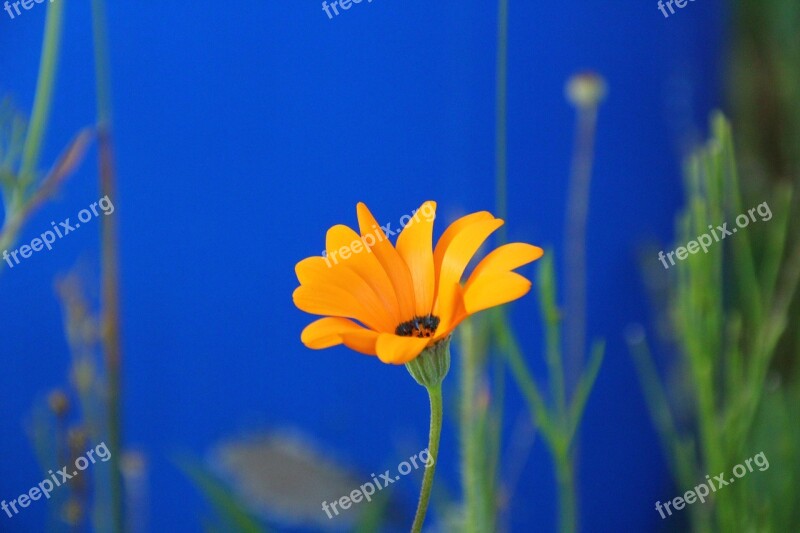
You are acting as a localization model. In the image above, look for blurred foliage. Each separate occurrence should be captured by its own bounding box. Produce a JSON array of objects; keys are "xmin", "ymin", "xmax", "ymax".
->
[
  {"xmin": 9, "ymin": 1, "xmax": 129, "ymax": 532},
  {"xmin": 452, "ymin": 65, "xmax": 607, "ymax": 533},
  {"xmin": 0, "ymin": 0, "xmax": 92, "ymax": 270},
  {"xmin": 630, "ymin": 114, "xmax": 800, "ymax": 532},
  {"xmin": 177, "ymin": 432, "xmax": 400, "ymax": 532},
  {"xmin": 728, "ymin": 0, "xmax": 800, "ymax": 188},
  {"xmin": 630, "ymin": 0, "xmax": 800, "ymax": 530},
  {"xmin": 26, "ymin": 271, "xmax": 132, "ymax": 532},
  {"xmin": 728, "ymin": 0, "xmax": 800, "ymax": 376},
  {"xmin": 176, "ymin": 456, "xmax": 269, "ymax": 533},
  {"xmin": 0, "ymin": 100, "xmax": 91, "ymax": 272}
]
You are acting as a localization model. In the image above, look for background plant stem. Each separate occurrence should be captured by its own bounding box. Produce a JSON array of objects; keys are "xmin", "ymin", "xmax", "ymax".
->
[
  {"xmin": 91, "ymin": 0, "xmax": 125, "ymax": 530},
  {"xmin": 458, "ymin": 319, "xmax": 494, "ymax": 533},
  {"xmin": 17, "ymin": 0, "xmax": 64, "ymax": 196},
  {"xmin": 554, "ymin": 449, "xmax": 576, "ymax": 533},
  {"xmin": 494, "ymin": 0, "xmax": 508, "ymax": 243},
  {"xmin": 563, "ymin": 102, "xmax": 598, "ymax": 393}
]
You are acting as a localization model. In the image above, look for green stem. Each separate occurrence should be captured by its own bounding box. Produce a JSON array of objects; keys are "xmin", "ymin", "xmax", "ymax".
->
[
  {"xmin": 494, "ymin": 0, "xmax": 508, "ymax": 244},
  {"xmin": 563, "ymin": 103, "xmax": 599, "ymax": 392},
  {"xmin": 90, "ymin": 1, "xmax": 125, "ymax": 530},
  {"xmin": 411, "ymin": 385, "xmax": 443, "ymax": 533},
  {"xmin": 18, "ymin": 0, "xmax": 64, "ymax": 194},
  {"xmin": 555, "ymin": 450, "xmax": 576, "ymax": 533},
  {"xmin": 459, "ymin": 321, "xmax": 482, "ymax": 533}
]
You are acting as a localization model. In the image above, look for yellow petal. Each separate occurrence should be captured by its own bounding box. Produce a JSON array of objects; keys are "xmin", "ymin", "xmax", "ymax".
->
[
  {"xmin": 301, "ymin": 317, "xmax": 370, "ymax": 349},
  {"xmin": 341, "ymin": 329, "xmax": 379, "ymax": 355},
  {"xmin": 325, "ymin": 224, "xmax": 400, "ymax": 323},
  {"xmin": 295, "ymin": 256, "xmax": 395, "ymax": 331},
  {"xmin": 295, "ymin": 256, "xmax": 331, "ymax": 285},
  {"xmin": 465, "ymin": 243, "xmax": 544, "ymax": 291},
  {"xmin": 433, "ymin": 211, "xmax": 494, "ymax": 272},
  {"xmin": 356, "ymin": 202, "xmax": 416, "ymax": 320},
  {"xmin": 433, "ymin": 282, "xmax": 467, "ymax": 341},
  {"xmin": 293, "ymin": 280, "xmax": 393, "ymax": 333},
  {"xmin": 375, "ymin": 333, "xmax": 430, "ymax": 365},
  {"xmin": 463, "ymin": 271, "xmax": 532, "ymax": 314},
  {"xmin": 396, "ymin": 201, "xmax": 437, "ymax": 317},
  {"xmin": 433, "ymin": 217, "xmax": 504, "ymax": 320}
]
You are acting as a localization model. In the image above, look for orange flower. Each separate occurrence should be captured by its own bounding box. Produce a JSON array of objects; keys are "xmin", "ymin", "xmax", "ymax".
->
[{"xmin": 293, "ymin": 201, "xmax": 543, "ymax": 364}]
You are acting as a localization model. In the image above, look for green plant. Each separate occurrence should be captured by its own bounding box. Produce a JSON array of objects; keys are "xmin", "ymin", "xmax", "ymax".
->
[{"xmin": 629, "ymin": 113, "xmax": 800, "ymax": 532}]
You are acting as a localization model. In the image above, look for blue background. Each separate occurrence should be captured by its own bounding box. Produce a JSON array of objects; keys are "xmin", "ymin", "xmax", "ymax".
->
[{"xmin": 0, "ymin": 0, "xmax": 722, "ymax": 530}]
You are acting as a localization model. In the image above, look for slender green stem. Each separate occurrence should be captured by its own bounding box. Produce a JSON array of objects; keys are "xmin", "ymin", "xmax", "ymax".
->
[
  {"xmin": 1, "ymin": 2, "xmax": 67, "ymax": 273},
  {"xmin": 18, "ymin": 0, "xmax": 64, "ymax": 193},
  {"xmin": 555, "ymin": 450, "xmax": 576, "ymax": 533},
  {"xmin": 459, "ymin": 321, "xmax": 482, "ymax": 533},
  {"xmin": 90, "ymin": 1, "xmax": 125, "ymax": 530},
  {"xmin": 91, "ymin": 0, "xmax": 113, "ymax": 128},
  {"xmin": 494, "ymin": 0, "xmax": 508, "ymax": 244},
  {"xmin": 563, "ymin": 103, "xmax": 599, "ymax": 392},
  {"xmin": 411, "ymin": 385, "xmax": 443, "ymax": 533}
]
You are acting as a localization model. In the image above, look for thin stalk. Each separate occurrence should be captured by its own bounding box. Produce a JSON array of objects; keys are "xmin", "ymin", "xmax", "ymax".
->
[
  {"xmin": 98, "ymin": 128, "xmax": 124, "ymax": 533},
  {"xmin": 563, "ymin": 103, "xmax": 599, "ymax": 392},
  {"xmin": 494, "ymin": 0, "xmax": 508, "ymax": 243},
  {"xmin": 411, "ymin": 385, "xmax": 443, "ymax": 533},
  {"xmin": 15, "ymin": 0, "xmax": 64, "ymax": 206},
  {"xmin": 90, "ymin": 1, "xmax": 125, "ymax": 530},
  {"xmin": 486, "ymin": 348, "xmax": 505, "ymax": 528},
  {"xmin": 554, "ymin": 449, "xmax": 576, "ymax": 533},
  {"xmin": 459, "ymin": 320, "xmax": 487, "ymax": 533}
]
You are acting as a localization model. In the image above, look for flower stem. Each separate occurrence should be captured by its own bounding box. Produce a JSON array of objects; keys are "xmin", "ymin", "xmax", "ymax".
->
[{"xmin": 411, "ymin": 384, "xmax": 443, "ymax": 533}]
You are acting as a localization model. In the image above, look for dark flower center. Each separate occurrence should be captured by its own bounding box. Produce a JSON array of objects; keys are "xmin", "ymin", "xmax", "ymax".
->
[{"xmin": 395, "ymin": 315, "xmax": 440, "ymax": 338}]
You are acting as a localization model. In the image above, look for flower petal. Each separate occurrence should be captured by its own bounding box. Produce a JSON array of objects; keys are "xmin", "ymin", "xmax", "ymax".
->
[
  {"xmin": 433, "ymin": 211, "xmax": 494, "ymax": 276},
  {"xmin": 325, "ymin": 224, "xmax": 401, "ymax": 323},
  {"xmin": 396, "ymin": 201, "xmax": 437, "ymax": 317},
  {"xmin": 296, "ymin": 257, "xmax": 393, "ymax": 329},
  {"xmin": 293, "ymin": 261, "xmax": 395, "ymax": 332},
  {"xmin": 465, "ymin": 243, "xmax": 544, "ymax": 291},
  {"xmin": 341, "ymin": 329, "xmax": 380, "ymax": 355},
  {"xmin": 433, "ymin": 217, "xmax": 504, "ymax": 320},
  {"xmin": 463, "ymin": 271, "xmax": 532, "ymax": 314},
  {"xmin": 433, "ymin": 282, "xmax": 467, "ymax": 341},
  {"xmin": 301, "ymin": 317, "xmax": 370, "ymax": 349},
  {"xmin": 356, "ymin": 202, "xmax": 416, "ymax": 321},
  {"xmin": 375, "ymin": 333, "xmax": 430, "ymax": 365}
]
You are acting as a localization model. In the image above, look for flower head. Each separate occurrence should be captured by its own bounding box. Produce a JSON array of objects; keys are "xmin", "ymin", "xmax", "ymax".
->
[{"xmin": 293, "ymin": 201, "xmax": 543, "ymax": 364}]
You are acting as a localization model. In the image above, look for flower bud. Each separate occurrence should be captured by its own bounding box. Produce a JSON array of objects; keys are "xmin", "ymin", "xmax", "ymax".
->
[
  {"xmin": 565, "ymin": 71, "xmax": 607, "ymax": 108},
  {"xmin": 405, "ymin": 337, "xmax": 451, "ymax": 388}
]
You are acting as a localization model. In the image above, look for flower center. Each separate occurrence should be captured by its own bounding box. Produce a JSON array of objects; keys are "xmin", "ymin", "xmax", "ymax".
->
[{"xmin": 395, "ymin": 315, "xmax": 440, "ymax": 338}]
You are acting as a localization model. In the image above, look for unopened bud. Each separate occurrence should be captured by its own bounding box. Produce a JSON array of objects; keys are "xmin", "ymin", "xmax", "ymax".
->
[
  {"xmin": 67, "ymin": 426, "xmax": 88, "ymax": 452},
  {"xmin": 47, "ymin": 390, "xmax": 70, "ymax": 417},
  {"xmin": 566, "ymin": 71, "xmax": 607, "ymax": 108},
  {"xmin": 405, "ymin": 337, "xmax": 451, "ymax": 388}
]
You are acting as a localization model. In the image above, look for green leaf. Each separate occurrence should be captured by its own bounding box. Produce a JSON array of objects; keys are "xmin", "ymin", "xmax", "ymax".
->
[{"xmin": 175, "ymin": 455, "xmax": 268, "ymax": 533}]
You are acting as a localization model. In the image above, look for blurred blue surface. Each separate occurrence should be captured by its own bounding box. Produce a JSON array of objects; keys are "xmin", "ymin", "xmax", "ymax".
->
[{"xmin": 0, "ymin": 0, "xmax": 722, "ymax": 530}]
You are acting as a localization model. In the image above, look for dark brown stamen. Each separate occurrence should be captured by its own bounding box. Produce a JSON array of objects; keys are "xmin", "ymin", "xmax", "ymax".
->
[{"xmin": 395, "ymin": 315, "xmax": 440, "ymax": 338}]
